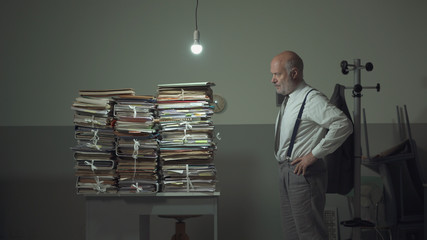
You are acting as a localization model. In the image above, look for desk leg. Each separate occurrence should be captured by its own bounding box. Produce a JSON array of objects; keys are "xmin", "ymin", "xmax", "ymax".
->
[
  {"xmin": 424, "ymin": 185, "xmax": 426, "ymax": 240},
  {"xmin": 214, "ymin": 198, "xmax": 218, "ymax": 240},
  {"xmin": 214, "ymin": 214, "xmax": 218, "ymax": 240},
  {"xmin": 139, "ymin": 215, "xmax": 150, "ymax": 240}
]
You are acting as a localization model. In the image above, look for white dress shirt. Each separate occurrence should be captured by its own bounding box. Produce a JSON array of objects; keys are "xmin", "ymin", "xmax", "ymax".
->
[{"xmin": 274, "ymin": 81, "xmax": 353, "ymax": 162}]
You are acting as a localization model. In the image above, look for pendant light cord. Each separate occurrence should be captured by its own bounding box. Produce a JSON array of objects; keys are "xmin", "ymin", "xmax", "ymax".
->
[{"xmin": 195, "ymin": 0, "xmax": 199, "ymax": 30}]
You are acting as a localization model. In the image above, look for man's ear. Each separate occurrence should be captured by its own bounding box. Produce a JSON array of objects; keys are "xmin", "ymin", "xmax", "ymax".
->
[{"xmin": 291, "ymin": 68, "xmax": 298, "ymax": 79}]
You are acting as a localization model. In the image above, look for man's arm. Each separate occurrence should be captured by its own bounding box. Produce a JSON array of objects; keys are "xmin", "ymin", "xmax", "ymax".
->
[{"xmin": 292, "ymin": 92, "xmax": 353, "ymax": 175}]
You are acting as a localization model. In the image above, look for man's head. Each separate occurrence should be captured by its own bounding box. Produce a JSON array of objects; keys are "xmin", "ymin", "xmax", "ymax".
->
[{"xmin": 270, "ymin": 51, "xmax": 304, "ymax": 95}]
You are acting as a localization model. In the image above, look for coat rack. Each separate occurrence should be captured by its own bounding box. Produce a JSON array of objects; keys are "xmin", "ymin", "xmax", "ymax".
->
[{"xmin": 339, "ymin": 59, "xmax": 380, "ymax": 240}]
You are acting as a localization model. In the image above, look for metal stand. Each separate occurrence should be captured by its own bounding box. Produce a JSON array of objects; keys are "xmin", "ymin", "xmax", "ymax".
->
[
  {"xmin": 339, "ymin": 59, "xmax": 380, "ymax": 240},
  {"xmin": 158, "ymin": 215, "xmax": 202, "ymax": 240}
]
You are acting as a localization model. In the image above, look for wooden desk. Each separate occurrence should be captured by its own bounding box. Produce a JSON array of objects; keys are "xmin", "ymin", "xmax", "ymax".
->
[{"xmin": 85, "ymin": 192, "xmax": 220, "ymax": 240}]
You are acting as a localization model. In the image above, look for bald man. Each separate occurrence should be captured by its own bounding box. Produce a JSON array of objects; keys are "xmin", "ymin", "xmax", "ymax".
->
[{"xmin": 271, "ymin": 51, "xmax": 353, "ymax": 239}]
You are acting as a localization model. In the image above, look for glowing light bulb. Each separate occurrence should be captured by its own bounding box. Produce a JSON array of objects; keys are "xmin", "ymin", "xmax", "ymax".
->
[
  {"xmin": 191, "ymin": 30, "xmax": 203, "ymax": 54},
  {"xmin": 191, "ymin": 42, "xmax": 203, "ymax": 54}
]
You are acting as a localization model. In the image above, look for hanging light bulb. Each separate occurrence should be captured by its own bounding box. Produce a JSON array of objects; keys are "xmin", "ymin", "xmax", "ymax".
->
[
  {"xmin": 191, "ymin": 29, "xmax": 203, "ymax": 54},
  {"xmin": 190, "ymin": 0, "xmax": 203, "ymax": 54}
]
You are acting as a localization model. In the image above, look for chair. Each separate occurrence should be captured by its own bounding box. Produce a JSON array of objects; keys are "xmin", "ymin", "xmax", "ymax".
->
[{"xmin": 362, "ymin": 106, "xmax": 425, "ymax": 239}]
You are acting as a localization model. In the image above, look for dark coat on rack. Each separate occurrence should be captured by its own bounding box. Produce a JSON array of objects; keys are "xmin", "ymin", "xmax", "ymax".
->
[{"xmin": 325, "ymin": 84, "xmax": 354, "ymax": 195}]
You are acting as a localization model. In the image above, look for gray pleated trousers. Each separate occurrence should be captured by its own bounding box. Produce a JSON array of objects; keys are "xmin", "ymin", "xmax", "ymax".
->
[{"xmin": 278, "ymin": 159, "xmax": 329, "ymax": 240}]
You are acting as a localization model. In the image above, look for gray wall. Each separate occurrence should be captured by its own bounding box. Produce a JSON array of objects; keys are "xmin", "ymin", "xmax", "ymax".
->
[
  {"xmin": 1, "ymin": 0, "xmax": 427, "ymax": 240},
  {"xmin": 1, "ymin": 0, "xmax": 427, "ymax": 126}
]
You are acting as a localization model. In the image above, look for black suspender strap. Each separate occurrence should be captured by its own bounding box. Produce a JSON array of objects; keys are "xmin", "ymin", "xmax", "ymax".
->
[{"xmin": 286, "ymin": 89, "xmax": 315, "ymax": 160}]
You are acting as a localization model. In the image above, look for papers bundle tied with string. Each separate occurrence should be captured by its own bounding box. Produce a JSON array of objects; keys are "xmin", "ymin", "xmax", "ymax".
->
[
  {"xmin": 157, "ymin": 82, "xmax": 217, "ymax": 192},
  {"xmin": 71, "ymin": 88, "xmax": 136, "ymax": 194},
  {"xmin": 113, "ymin": 95, "xmax": 160, "ymax": 193},
  {"xmin": 71, "ymin": 85, "xmax": 220, "ymax": 194}
]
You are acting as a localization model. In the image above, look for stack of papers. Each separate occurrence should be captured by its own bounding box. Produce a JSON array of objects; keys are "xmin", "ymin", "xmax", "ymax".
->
[
  {"xmin": 157, "ymin": 82, "xmax": 217, "ymax": 192},
  {"xmin": 74, "ymin": 127, "xmax": 115, "ymax": 152},
  {"xmin": 70, "ymin": 85, "xmax": 221, "ymax": 194},
  {"xmin": 113, "ymin": 95, "xmax": 157, "ymax": 134},
  {"xmin": 71, "ymin": 88, "xmax": 135, "ymax": 129},
  {"xmin": 71, "ymin": 89, "xmax": 135, "ymax": 194},
  {"xmin": 113, "ymin": 95, "xmax": 160, "ymax": 193}
]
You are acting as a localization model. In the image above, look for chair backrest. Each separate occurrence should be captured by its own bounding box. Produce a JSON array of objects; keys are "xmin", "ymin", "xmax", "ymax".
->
[{"xmin": 384, "ymin": 139, "xmax": 424, "ymax": 223}]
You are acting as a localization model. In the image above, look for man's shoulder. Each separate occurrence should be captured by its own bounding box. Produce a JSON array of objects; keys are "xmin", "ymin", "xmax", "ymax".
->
[
  {"xmin": 304, "ymin": 87, "xmax": 332, "ymax": 109},
  {"xmin": 304, "ymin": 86, "xmax": 327, "ymax": 101}
]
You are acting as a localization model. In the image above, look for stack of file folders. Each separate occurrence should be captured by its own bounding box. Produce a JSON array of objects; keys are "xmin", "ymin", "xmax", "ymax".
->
[
  {"xmin": 71, "ymin": 88, "xmax": 135, "ymax": 194},
  {"xmin": 113, "ymin": 95, "xmax": 160, "ymax": 193},
  {"xmin": 156, "ymin": 82, "xmax": 217, "ymax": 192}
]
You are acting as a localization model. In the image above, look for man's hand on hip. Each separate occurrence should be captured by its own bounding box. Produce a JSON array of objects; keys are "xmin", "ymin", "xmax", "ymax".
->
[{"xmin": 291, "ymin": 152, "xmax": 318, "ymax": 176}]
